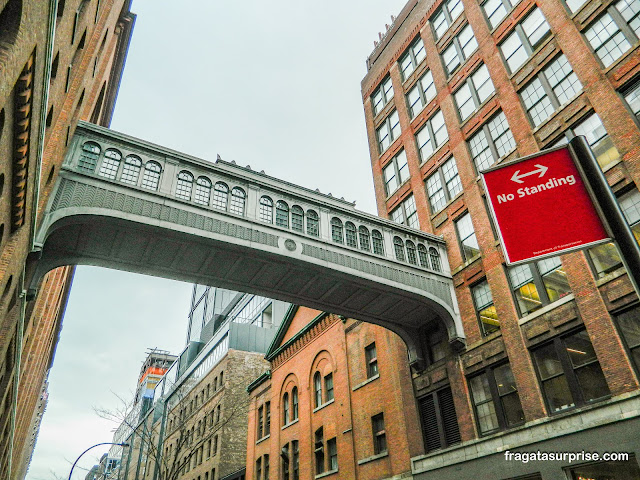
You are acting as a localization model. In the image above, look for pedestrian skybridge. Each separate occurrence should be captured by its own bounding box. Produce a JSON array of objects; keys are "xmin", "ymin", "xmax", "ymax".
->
[{"xmin": 32, "ymin": 122, "xmax": 465, "ymax": 366}]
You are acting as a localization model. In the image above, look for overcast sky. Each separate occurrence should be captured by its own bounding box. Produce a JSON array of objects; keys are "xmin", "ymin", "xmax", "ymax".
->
[{"xmin": 26, "ymin": 0, "xmax": 408, "ymax": 478}]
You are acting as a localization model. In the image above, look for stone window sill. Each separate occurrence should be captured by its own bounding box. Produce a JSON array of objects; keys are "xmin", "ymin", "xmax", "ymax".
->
[
  {"xmin": 313, "ymin": 398, "xmax": 335, "ymax": 413},
  {"xmin": 315, "ymin": 469, "xmax": 339, "ymax": 479},
  {"xmin": 282, "ymin": 418, "xmax": 299, "ymax": 431},
  {"xmin": 358, "ymin": 451, "xmax": 389, "ymax": 465},
  {"xmin": 353, "ymin": 374, "xmax": 380, "ymax": 392}
]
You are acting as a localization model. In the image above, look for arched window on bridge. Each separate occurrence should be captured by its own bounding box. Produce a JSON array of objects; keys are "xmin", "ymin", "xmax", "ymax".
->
[
  {"xmin": 418, "ymin": 244, "xmax": 429, "ymax": 268},
  {"xmin": 194, "ymin": 177, "xmax": 212, "ymax": 205},
  {"xmin": 406, "ymin": 240, "xmax": 418, "ymax": 265},
  {"xmin": 429, "ymin": 247, "xmax": 442, "ymax": 272},
  {"xmin": 306, "ymin": 210, "xmax": 319, "ymax": 236},
  {"xmin": 394, "ymin": 237, "xmax": 406, "ymax": 262},
  {"xmin": 78, "ymin": 141, "xmax": 100, "ymax": 172},
  {"xmin": 372, "ymin": 230, "xmax": 384, "ymax": 255},
  {"xmin": 260, "ymin": 196, "xmax": 273, "ymax": 223},
  {"xmin": 276, "ymin": 201, "xmax": 289, "ymax": 228},
  {"xmin": 345, "ymin": 222, "xmax": 357, "ymax": 248},
  {"xmin": 230, "ymin": 187, "xmax": 246, "ymax": 215},
  {"xmin": 99, "ymin": 148, "xmax": 121, "ymax": 180},
  {"xmin": 213, "ymin": 182, "xmax": 229, "ymax": 210},
  {"xmin": 331, "ymin": 218, "xmax": 343, "ymax": 244},
  {"xmin": 291, "ymin": 206, "xmax": 304, "ymax": 232},
  {"xmin": 121, "ymin": 155, "xmax": 141, "ymax": 185},
  {"xmin": 359, "ymin": 226, "xmax": 370, "ymax": 251},
  {"xmin": 141, "ymin": 161, "xmax": 162, "ymax": 190},
  {"xmin": 176, "ymin": 171, "xmax": 194, "ymax": 200}
]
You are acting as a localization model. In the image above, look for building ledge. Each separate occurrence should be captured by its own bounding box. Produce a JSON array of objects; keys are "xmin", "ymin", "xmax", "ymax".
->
[
  {"xmin": 282, "ymin": 418, "xmax": 299, "ymax": 431},
  {"xmin": 313, "ymin": 398, "xmax": 335, "ymax": 413},
  {"xmin": 595, "ymin": 267, "xmax": 627, "ymax": 286},
  {"xmin": 256, "ymin": 434, "xmax": 270, "ymax": 445},
  {"xmin": 517, "ymin": 294, "xmax": 574, "ymax": 326},
  {"xmin": 411, "ymin": 390, "xmax": 640, "ymax": 475},
  {"xmin": 352, "ymin": 374, "xmax": 380, "ymax": 392},
  {"xmin": 315, "ymin": 469, "xmax": 339, "ymax": 479},
  {"xmin": 358, "ymin": 451, "xmax": 389, "ymax": 465}
]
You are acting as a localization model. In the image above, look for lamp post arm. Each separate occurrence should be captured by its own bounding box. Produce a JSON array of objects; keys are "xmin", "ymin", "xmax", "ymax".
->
[{"xmin": 68, "ymin": 442, "xmax": 129, "ymax": 480}]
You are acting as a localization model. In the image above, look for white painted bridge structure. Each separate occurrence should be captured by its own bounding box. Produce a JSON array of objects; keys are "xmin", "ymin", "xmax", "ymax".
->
[{"xmin": 32, "ymin": 121, "xmax": 465, "ymax": 367}]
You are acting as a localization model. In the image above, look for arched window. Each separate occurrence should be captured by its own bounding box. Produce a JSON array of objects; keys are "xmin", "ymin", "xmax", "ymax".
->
[
  {"xmin": 345, "ymin": 222, "xmax": 357, "ymax": 248},
  {"xmin": 141, "ymin": 161, "xmax": 161, "ymax": 190},
  {"xmin": 372, "ymin": 230, "xmax": 384, "ymax": 255},
  {"xmin": 314, "ymin": 372, "xmax": 322, "ymax": 408},
  {"xmin": 306, "ymin": 210, "xmax": 319, "ymax": 236},
  {"xmin": 212, "ymin": 182, "xmax": 229, "ymax": 210},
  {"xmin": 176, "ymin": 171, "xmax": 194, "ymax": 200},
  {"xmin": 417, "ymin": 244, "xmax": 429, "ymax": 268},
  {"xmin": 121, "ymin": 155, "xmax": 141, "ymax": 185},
  {"xmin": 78, "ymin": 141, "xmax": 100, "ymax": 172},
  {"xmin": 394, "ymin": 237, "xmax": 406, "ymax": 261},
  {"xmin": 331, "ymin": 218, "xmax": 343, "ymax": 243},
  {"xmin": 230, "ymin": 187, "xmax": 246, "ymax": 215},
  {"xmin": 358, "ymin": 226, "xmax": 371, "ymax": 251},
  {"xmin": 292, "ymin": 387, "xmax": 299, "ymax": 420},
  {"xmin": 406, "ymin": 240, "xmax": 417, "ymax": 265},
  {"xmin": 291, "ymin": 206, "xmax": 304, "ymax": 232},
  {"xmin": 99, "ymin": 148, "xmax": 121, "ymax": 179},
  {"xmin": 276, "ymin": 201, "xmax": 289, "ymax": 228},
  {"xmin": 429, "ymin": 247, "xmax": 442, "ymax": 272},
  {"xmin": 260, "ymin": 196, "xmax": 274, "ymax": 223},
  {"xmin": 283, "ymin": 392, "xmax": 290, "ymax": 425},
  {"xmin": 194, "ymin": 177, "xmax": 212, "ymax": 205}
]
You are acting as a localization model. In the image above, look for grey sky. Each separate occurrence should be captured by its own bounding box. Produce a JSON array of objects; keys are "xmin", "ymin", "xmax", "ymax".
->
[{"xmin": 26, "ymin": 0, "xmax": 408, "ymax": 478}]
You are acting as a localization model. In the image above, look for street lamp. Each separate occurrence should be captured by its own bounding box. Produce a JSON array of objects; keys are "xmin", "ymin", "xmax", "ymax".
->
[{"xmin": 68, "ymin": 442, "xmax": 129, "ymax": 480}]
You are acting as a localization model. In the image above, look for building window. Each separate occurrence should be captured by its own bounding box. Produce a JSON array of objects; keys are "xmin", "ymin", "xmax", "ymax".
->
[
  {"xmin": 264, "ymin": 455, "xmax": 270, "ymax": 480},
  {"xmin": 230, "ymin": 187, "xmax": 246, "ymax": 215},
  {"xmin": 585, "ymin": 1, "xmax": 640, "ymax": 68},
  {"xmin": 423, "ymin": 325, "xmax": 447, "ymax": 366},
  {"xmin": 292, "ymin": 387, "xmax": 299, "ymax": 420},
  {"xmin": 425, "ymin": 157, "xmax": 462, "ymax": 213},
  {"xmin": 565, "ymin": 0, "xmax": 589, "ymax": 12},
  {"xmin": 416, "ymin": 110, "xmax": 448, "ymax": 162},
  {"xmin": 365, "ymin": 342, "xmax": 378, "ymax": 378},
  {"xmin": 615, "ymin": 305, "xmax": 640, "ymax": 372},
  {"xmin": 442, "ymin": 24, "xmax": 478, "ymax": 76},
  {"xmin": 331, "ymin": 217, "xmax": 343, "ymax": 243},
  {"xmin": 455, "ymin": 212, "xmax": 480, "ymax": 262},
  {"xmin": 532, "ymin": 329, "xmax": 610, "ymax": 413},
  {"xmin": 79, "ymin": 142, "xmax": 101, "ymax": 172},
  {"xmin": 314, "ymin": 372, "xmax": 322, "ymax": 408},
  {"xmin": 429, "ymin": 247, "xmax": 442, "ymax": 272},
  {"xmin": 570, "ymin": 113, "xmax": 620, "ymax": 169},
  {"xmin": 212, "ymin": 182, "xmax": 229, "ymax": 210},
  {"xmin": 324, "ymin": 373, "xmax": 334, "ymax": 402},
  {"xmin": 258, "ymin": 405, "xmax": 264, "ymax": 439},
  {"xmin": 468, "ymin": 111, "xmax": 515, "ymax": 173},
  {"xmin": 276, "ymin": 200, "xmax": 289, "ymax": 228},
  {"xmin": 256, "ymin": 457, "xmax": 262, "ymax": 480},
  {"xmin": 399, "ymin": 37, "xmax": 427, "ymax": 80},
  {"xmin": 328, "ymin": 438, "xmax": 338, "ymax": 471},
  {"xmin": 482, "ymin": 0, "xmax": 520, "ymax": 29},
  {"xmin": 624, "ymin": 80, "xmax": 640, "ymax": 121},
  {"xmin": 292, "ymin": 440, "xmax": 299, "ymax": 480},
  {"xmin": 394, "ymin": 237, "xmax": 406, "ymax": 262},
  {"xmin": 371, "ymin": 413, "xmax": 387, "ymax": 454},
  {"xmin": 454, "ymin": 64, "xmax": 495, "ymax": 121},
  {"xmin": 406, "ymin": 70, "xmax": 436, "ymax": 118},
  {"xmin": 345, "ymin": 221, "xmax": 357, "ymax": 248},
  {"xmin": 372, "ymin": 76, "xmax": 394, "ymax": 116},
  {"xmin": 508, "ymin": 256, "xmax": 571, "ymax": 316},
  {"xmin": 390, "ymin": 194, "xmax": 419, "ymax": 228},
  {"xmin": 291, "ymin": 205, "xmax": 304, "ymax": 232},
  {"xmin": 565, "ymin": 457, "xmax": 640, "ymax": 480},
  {"xmin": 431, "ymin": 0, "xmax": 464, "ymax": 39},
  {"xmin": 282, "ymin": 443, "xmax": 290, "ymax": 480},
  {"xmin": 265, "ymin": 401, "xmax": 271, "ymax": 435},
  {"xmin": 176, "ymin": 171, "xmax": 194, "ymax": 200},
  {"xmin": 472, "ymin": 280, "xmax": 499, "ymax": 336},
  {"xmin": 99, "ymin": 148, "xmax": 121, "ymax": 179},
  {"xmin": 314, "ymin": 428, "xmax": 325, "ymax": 475},
  {"xmin": 283, "ymin": 392, "xmax": 289, "ymax": 425},
  {"xmin": 305, "ymin": 209, "xmax": 319, "ymax": 236},
  {"xmin": 520, "ymin": 54, "xmax": 582, "ymax": 127},
  {"xmin": 418, "ymin": 386, "xmax": 461, "ymax": 452},
  {"xmin": 260, "ymin": 196, "xmax": 273, "ymax": 223},
  {"xmin": 359, "ymin": 226, "xmax": 371, "ymax": 251},
  {"xmin": 382, "ymin": 150, "xmax": 410, "ymax": 196},
  {"xmin": 121, "ymin": 155, "xmax": 142, "ymax": 185},
  {"xmin": 377, "ymin": 110, "xmax": 401, "ymax": 153},
  {"xmin": 500, "ymin": 7, "xmax": 551, "ymax": 73},
  {"xmin": 195, "ymin": 177, "xmax": 212, "ymax": 205},
  {"xmin": 469, "ymin": 363, "xmax": 524, "ymax": 435},
  {"xmin": 372, "ymin": 230, "xmax": 385, "ymax": 255},
  {"xmin": 620, "ymin": 187, "xmax": 640, "ymax": 241},
  {"xmin": 141, "ymin": 161, "xmax": 161, "ymax": 190}
]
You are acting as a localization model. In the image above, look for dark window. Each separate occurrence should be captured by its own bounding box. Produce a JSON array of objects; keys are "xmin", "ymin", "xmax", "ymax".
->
[
  {"xmin": 418, "ymin": 386, "xmax": 461, "ymax": 452},
  {"xmin": 532, "ymin": 329, "xmax": 610, "ymax": 413},
  {"xmin": 256, "ymin": 457, "xmax": 261, "ymax": 480},
  {"xmin": 615, "ymin": 305, "xmax": 640, "ymax": 373},
  {"xmin": 292, "ymin": 440, "xmax": 299, "ymax": 480},
  {"xmin": 331, "ymin": 217, "xmax": 344, "ymax": 243},
  {"xmin": 306, "ymin": 209, "xmax": 319, "ymax": 236},
  {"xmin": 78, "ymin": 142, "xmax": 100, "ymax": 172},
  {"xmin": 359, "ymin": 226, "xmax": 371, "ymax": 251},
  {"xmin": 327, "ymin": 438, "xmax": 337, "ymax": 471},
  {"xmin": 365, "ymin": 342, "xmax": 378, "ymax": 378},
  {"xmin": 283, "ymin": 393, "xmax": 289, "ymax": 425},
  {"xmin": 292, "ymin": 387, "xmax": 299, "ymax": 420},
  {"xmin": 564, "ymin": 456, "xmax": 640, "ymax": 479},
  {"xmin": 276, "ymin": 200, "xmax": 289, "ymax": 228},
  {"xmin": 264, "ymin": 454, "xmax": 269, "ymax": 480},
  {"xmin": 258, "ymin": 405, "xmax": 264, "ymax": 438},
  {"xmin": 291, "ymin": 205, "xmax": 304, "ymax": 232},
  {"xmin": 314, "ymin": 372, "xmax": 322, "ymax": 407},
  {"xmin": 372, "ymin": 230, "xmax": 385, "ymax": 255},
  {"xmin": 282, "ymin": 443, "xmax": 289, "ymax": 480},
  {"xmin": 325, "ymin": 373, "xmax": 334, "ymax": 402},
  {"xmin": 345, "ymin": 222, "xmax": 357, "ymax": 248},
  {"xmin": 260, "ymin": 196, "xmax": 274, "ymax": 223},
  {"xmin": 265, "ymin": 401, "xmax": 270, "ymax": 435},
  {"xmin": 468, "ymin": 363, "xmax": 524, "ymax": 435},
  {"xmin": 314, "ymin": 428, "xmax": 324, "ymax": 475},
  {"xmin": 372, "ymin": 413, "xmax": 387, "ymax": 454}
]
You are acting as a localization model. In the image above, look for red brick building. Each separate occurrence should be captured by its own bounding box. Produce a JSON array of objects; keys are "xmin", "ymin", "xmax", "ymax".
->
[
  {"xmin": 246, "ymin": 307, "xmax": 420, "ymax": 480},
  {"xmin": 0, "ymin": 1, "xmax": 134, "ymax": 477},
  {"xmin": 360, "ymin": 0, "xmax": 640, "ymax": 478}
]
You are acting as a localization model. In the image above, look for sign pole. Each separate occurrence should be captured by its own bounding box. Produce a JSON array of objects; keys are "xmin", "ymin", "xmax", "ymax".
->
[{"xmin": 569, "ymin": 136, "xmax": 640, "ymax": 298}]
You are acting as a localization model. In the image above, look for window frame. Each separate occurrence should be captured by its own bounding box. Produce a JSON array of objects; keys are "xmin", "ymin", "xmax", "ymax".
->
[
  {"xmin": 441, "ymin": 24, "xmax": 478, "ymax": 76},
  {"xmin": 365, "ymin": 342, "xmax": 379, "ymax": 378},
  {"xmin": 399, "ymin": 36, "xmax": 427, "ymax": 80},
  {"xmin": 467, "ymin": 110, "xmax": 516, "ymax": 173},
  {"xmin": 453, "ymin": 64, "xmax": 495, "ymax": 122},
  {"xmin": 382, "ymin": 149, "xmax": 410, "ymax": 197},
  {"xmin": 376, "ymin": 110, "xmax": 401, "ymax": 154},
  {"xmin": 499, "ymin": 7, "xmax": 552, "ymax": 74},
  {"xmin": 416, "ymin": 109, "xmax": 449, "ymax": 162},
  {"xmin": 406, "ymin": 69, "xmax": 437, "ymax": 118},
  {"xmin": 372, "ymin": 76, "xmax": 394, "ymax": 116},
  {"xmin": 471, "ymin": 279, "xmax": 500, "ymax": 336},
  {"xmin": 584, "ymin": 2, "xmax": 640, "ymax": 69},
  {"xmin": 390, "ymin": 194, "xmax": 419, "ymax": 229},
  {"xmin": 425, "ymin": 157, "xmax": 463, "ymax": 214},
  {"xmin": 454, "ymin": 212, "xmax": 480, "ymax": 262},
  {"xmin": 431, "ymin": 0, "xmax": 465, "ymax": 40},
  {"xmin": 371, "ymin": 413, "xmax": 387, "ymax": 454}
]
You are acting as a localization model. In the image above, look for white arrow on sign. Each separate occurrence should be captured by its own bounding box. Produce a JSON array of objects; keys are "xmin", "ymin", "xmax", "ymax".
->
[{"xmin": 511, "ymin": 164, "xmax": 548, "ymax": 184}]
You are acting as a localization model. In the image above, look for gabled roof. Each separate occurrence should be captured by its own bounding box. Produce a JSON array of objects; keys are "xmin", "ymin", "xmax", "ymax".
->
[{"xmin": 264, "ymin": 305, "xmax": 330, "ymax": 361}]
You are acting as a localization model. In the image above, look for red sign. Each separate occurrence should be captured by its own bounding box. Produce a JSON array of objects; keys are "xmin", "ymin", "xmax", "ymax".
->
[{"xmin": 481, "ymin": 146, "xmax": 610, "ymax": 265}]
